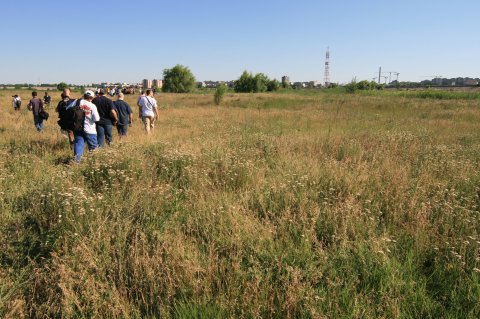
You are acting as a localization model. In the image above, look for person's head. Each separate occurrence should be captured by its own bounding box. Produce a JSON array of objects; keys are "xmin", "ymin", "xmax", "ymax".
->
[
  {"xmin": 62, "ymin": 88, "xmax": 71, "ymax": 98},
  {"xmin": 84, "ymin": 90, "xmax": 95, "ymax": 101},
  {"xmin": 12, "ymin": 94, "xmax": 18, "ymax": 98},
  {"xmin": 117, "ymin": 92, "xmax": 124, "ymax": 100},
  {"xmin": 32, "ymin": 91, "xmax": 37, "ymax": 97},
  {"xmin": 146, "ymin": 89, "xmax": 153, "ymax": 96},
  {"xmin": 44, "ymin": 92, "xmax": 48, "ymax": 95},
  {"xmin": 140, "ymin": 90, "xmax": 145, "ymax": 95},
  {"xmin": 98, "ymin": 88, "xmax": 105, "ymax": 96}
]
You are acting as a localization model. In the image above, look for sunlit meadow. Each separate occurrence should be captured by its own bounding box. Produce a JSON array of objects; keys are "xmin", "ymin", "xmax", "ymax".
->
[{"xmin": 0, "ymin": 88, "xmax": 479, "ymax": 318}]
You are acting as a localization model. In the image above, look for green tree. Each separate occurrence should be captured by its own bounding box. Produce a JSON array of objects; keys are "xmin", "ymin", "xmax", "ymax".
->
[
  {"xmin": 214, "ymin": 84, "xmax": 227, "ymax": 105},
  {"xmin": 162, "ymin": 65, "xmax": 196, "ymax": 93},
  {"xmin": 57, "ymin": 82, "xmax": 69, "ymax": 91},
  {"xmin": 267, "ymin": 79, "xmax": 280, "ymax": 92},
  {"xmin": 253, "ymin": 73, "xmax": 269, "ymax": 93},
  {"xmin": 234, "ymin": 71, "xmax": 255, "ymax": 93}
]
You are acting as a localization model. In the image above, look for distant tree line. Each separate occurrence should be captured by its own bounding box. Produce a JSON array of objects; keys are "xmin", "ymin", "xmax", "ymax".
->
[{"xmin": 345, "ymin": 80, "xmax": 384, "ymax": 93}]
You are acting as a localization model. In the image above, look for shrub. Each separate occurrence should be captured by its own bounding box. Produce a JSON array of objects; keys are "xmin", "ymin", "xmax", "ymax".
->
[
  {"xmin": 267, "ymin": 79, "xmax": 280, "ymax": 92},
  {"xmin": 214, "ymin": 84, "xmax": 227, "ymax": 105},
  {"xmin": 344, "ymin": 81, "xmax": 358, "ymax": 93}
]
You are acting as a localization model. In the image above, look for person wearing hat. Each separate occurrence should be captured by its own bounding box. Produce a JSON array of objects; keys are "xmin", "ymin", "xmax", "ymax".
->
[
  {"xmin": 73, "ymin": 90, "xmax": 100, "ymax": 162},
  {"xmin": 12, "ymin": 94, "xmax": 21, "ymax": 111},
  {"xmin": 113, "ymin": 93, "xmax": 133, "ymax": 137}
]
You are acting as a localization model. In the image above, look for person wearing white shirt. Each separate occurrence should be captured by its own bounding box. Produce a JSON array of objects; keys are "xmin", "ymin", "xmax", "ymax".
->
[
  {"xmin": 138, "ymin": 89, "xmax": 159, "ymax": 133},
  {"xmin": 73, "ymin": 90, "xmax": 100, "ymax": 162},
  {"xmin": 12, "ymin": 94, "xmax": 21, "ymax": 111}
]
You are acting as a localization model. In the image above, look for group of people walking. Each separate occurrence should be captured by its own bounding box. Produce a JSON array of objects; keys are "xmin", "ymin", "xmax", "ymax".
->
[
  {"xmin": 12, "ymin": 92, "xmax": 51, "ymax": 131},
  {"xmin": 13, "ymin": 88, "xmax": 159, "ymax": 162}
]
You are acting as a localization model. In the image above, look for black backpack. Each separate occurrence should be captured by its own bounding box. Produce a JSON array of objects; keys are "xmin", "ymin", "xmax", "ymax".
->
[
  {"xmin": 58, "ymin": 99, "xmax": 84, "ymax": 132},
  {"xmin": 71, "ymin": 100, "xmax": 85, "ymax": 133}
]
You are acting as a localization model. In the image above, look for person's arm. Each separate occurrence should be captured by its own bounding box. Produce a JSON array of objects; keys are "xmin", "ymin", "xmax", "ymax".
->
[
  {"xmin": 154, "ymin": 107, "xmax": 159, "ymax": 120},
  {"xmin": 126, "ymin": 104, "xmax": 133, "ymax": 123},
  {"xmin": 111, "ymin": 109, "xmax": 118, "ymax": 124},
  {"xmin": 110, "ymin": 101, "xmax": 118, "ymax": 124},
  {"xmin": 137, "ymin": 98, "xmax": 143, "ymax": 118},
  {"xmin": 92, "ymin": 106, "xmax": 100, "ymax": 122}
]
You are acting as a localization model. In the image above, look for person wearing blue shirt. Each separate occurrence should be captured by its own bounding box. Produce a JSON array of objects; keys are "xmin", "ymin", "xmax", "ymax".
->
[{"xmin": 113, "ymin": 93, "xmax": 133, "ymax": 137}]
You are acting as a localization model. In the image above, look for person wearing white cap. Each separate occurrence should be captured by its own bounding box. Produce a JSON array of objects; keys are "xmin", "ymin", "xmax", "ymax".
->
[{"xmin": 73, "ymin": 90, "xmax": 100, "ymax": 162}]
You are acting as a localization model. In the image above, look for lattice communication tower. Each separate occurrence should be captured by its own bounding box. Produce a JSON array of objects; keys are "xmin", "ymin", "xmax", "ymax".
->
[{"xmin": 324, "ymin": 47, "xmax": 330, "ymax": 87}]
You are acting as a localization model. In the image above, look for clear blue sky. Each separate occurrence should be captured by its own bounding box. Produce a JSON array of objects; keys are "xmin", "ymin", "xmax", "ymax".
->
[{"xmin": 1, "ymin": 0, "xmax": 479, "ymax": 84}]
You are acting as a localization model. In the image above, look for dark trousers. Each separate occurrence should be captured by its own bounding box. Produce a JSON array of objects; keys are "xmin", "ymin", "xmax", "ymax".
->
[{"xmin": 96, "ymin": 123, "xmax": 113, "ymax": 147}]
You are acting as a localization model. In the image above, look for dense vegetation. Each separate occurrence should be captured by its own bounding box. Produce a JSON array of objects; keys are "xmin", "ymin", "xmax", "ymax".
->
[
  {"xmin": 162, "ymin": 65, "xmax": 196, "ymax": 93},
  {"xmin": 234, "ymin": 71, "xmax": 280, "ymax": 93},
  {"xmin": 0, "ymin": 89, "xmax": 479, "ymax": 318}
]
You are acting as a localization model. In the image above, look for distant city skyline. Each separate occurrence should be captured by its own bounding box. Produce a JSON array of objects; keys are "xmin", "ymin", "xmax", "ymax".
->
[{"xmin": 1, "ymin": 0, "xmax": 479, "ymax": 84}]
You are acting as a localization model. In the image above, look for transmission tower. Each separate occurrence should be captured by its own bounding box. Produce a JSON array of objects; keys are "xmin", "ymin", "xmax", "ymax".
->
[{"xmin": 324, "ymin": 47, "xmax": 330, "ymax": 87}]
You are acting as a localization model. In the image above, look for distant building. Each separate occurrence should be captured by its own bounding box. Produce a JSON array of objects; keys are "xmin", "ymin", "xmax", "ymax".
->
[
  {"xmin": 293, "ymin": 82, "xmax": 305, "ymax": 89},
  {"xmin": 307, "ymin": 81, "xmax": 321, "ymax": 88},
  {"xmin": 143, "ymin": 79, "xmax": 152, "ymax": 89},
  {"xmin": 464, "ymin": 79, "xmax": 478, "ymax": 86},
  {"xmin": 281, "ymin": 75, "xmax": 290, "ymax": 86},
  {"xmin": 152, "ymin": 79, "xmax": 163, "ymax": 88}
]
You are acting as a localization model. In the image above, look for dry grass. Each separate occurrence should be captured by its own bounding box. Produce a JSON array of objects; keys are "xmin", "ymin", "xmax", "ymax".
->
[{"xmin": 0, "ymin": 89, "xmax": 479, "ymax": 318}]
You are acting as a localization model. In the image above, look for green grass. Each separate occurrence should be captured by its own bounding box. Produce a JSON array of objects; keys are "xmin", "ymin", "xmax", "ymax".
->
[
  {"xmin": 0, "ymin": 89, "xmax": 479, "ymax": 318},
  {"xmin": 354, "ymin": 88, "xmax": 480, "ymax": 100}
]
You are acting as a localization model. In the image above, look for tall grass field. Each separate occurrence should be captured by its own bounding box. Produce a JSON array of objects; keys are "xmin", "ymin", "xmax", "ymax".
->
[{"xmin": 0, "ymin": 89, "xmax": 479, "ymax": 318}]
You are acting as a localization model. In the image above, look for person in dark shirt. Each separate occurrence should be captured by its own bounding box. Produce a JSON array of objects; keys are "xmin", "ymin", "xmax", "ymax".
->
[
  {"xmin": 113, "ymin": 93, "xmax": 133, "ymax": 137},
  {"xmin": 43, "ymin": 92, "xmax": 51, "ymax": 107},
  {"xmin": 56, "ymin": 88, "xmax": 75, "ymax": 146},
  {"xmin": 27, "ymin": 91, "xmax": 45, "ymax": 132},
  {"xmin": 92, "ymin": 89, "xmax": 118, "ymax": 147}
]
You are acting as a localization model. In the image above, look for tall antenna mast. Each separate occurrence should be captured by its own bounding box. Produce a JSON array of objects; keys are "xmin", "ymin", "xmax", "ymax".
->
[{"xmin": 324, "ymin": 47, "xmax": 330, "ymax": 87}]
